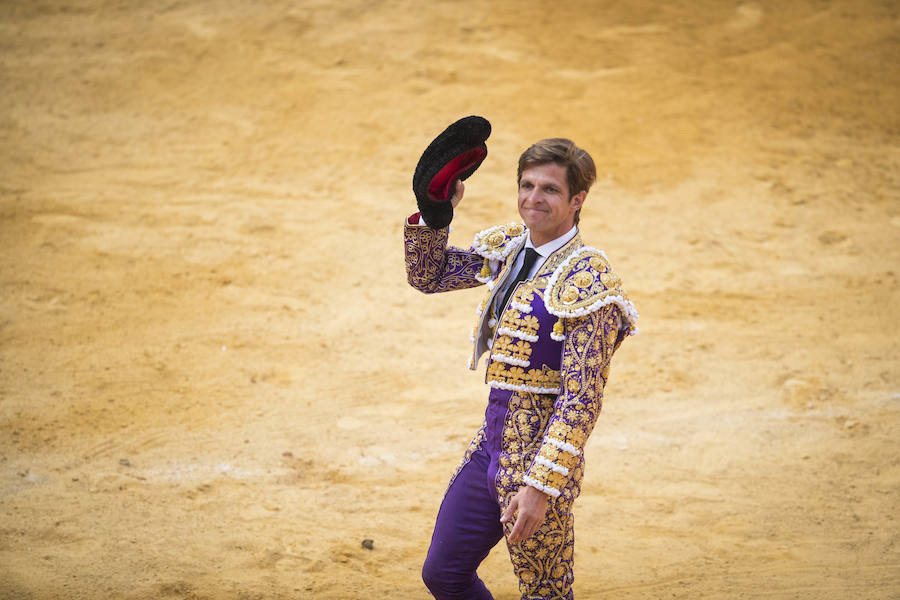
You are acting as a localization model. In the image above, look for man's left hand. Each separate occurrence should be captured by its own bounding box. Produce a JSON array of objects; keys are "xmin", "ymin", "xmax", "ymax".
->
[{"xmin": 501, "ymin": 485, "xmax": 549, "ymax": 544}]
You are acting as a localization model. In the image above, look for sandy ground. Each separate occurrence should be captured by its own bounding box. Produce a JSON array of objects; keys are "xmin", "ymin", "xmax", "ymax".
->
[{"xmin": 1, "ymin": 1, "xmax": 899, "ymax": 598}]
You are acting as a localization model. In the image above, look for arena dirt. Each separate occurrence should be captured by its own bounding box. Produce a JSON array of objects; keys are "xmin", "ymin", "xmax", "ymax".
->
[{"xmin": 1, "ymin": 1, "xmax": 898, "ymax": 598}]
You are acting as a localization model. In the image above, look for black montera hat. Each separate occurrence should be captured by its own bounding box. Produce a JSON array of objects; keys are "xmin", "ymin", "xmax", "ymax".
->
[{"xmin": 413, "ymin": 115, "xmax": 491, "ymax": 230}]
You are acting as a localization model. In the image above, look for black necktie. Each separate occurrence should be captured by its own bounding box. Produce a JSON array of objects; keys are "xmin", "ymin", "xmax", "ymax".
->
[{"xmin": 499, "ymin": 247, "xmax": 540, "ymax": 315}]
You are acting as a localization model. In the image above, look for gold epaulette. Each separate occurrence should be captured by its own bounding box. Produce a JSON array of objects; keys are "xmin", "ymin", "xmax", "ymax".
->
[
  {"xmin": 545, "ymin": 247, "xmax": 639, "ymax": 335},
  {"xmin": 471, "ymin": 222, "xmax": 527, "ymax": 260},
  {"xmin": 471, "ymin": 222, "xmax": 527, "ymax": 281}
]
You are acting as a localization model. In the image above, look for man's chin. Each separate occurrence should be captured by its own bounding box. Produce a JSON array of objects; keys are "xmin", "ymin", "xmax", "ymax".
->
[{"xmin": 520, "ymin": 212, "xmax": 546, "ymax": 227}]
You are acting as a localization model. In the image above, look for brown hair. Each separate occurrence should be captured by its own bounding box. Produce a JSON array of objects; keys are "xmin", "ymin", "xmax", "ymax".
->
[{"xmin": 517, "ymin": 138, "xmax": 596, "ymax": 225}]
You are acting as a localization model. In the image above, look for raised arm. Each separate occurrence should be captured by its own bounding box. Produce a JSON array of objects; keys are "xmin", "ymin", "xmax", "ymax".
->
[
  {"xmin": 404, "ymin": 181, "xmax": 486, "ymax": 294},
  {"xmin": 404, "ymin": 224, "xmax": 486, "ymax": 294}
]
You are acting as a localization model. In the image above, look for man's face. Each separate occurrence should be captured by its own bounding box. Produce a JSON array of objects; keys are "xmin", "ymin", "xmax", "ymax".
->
[{"xmin": 517, "ymin": 163, "xmax": 586, "ymax": 246}]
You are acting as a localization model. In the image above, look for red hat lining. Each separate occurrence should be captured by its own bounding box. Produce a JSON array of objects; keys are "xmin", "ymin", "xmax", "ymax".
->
[{"xmin": 427, "ymin": 147, "xmax": 487, "ymax": 202}]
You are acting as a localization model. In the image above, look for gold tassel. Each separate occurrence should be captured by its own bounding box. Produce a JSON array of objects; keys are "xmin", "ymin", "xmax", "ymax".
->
[
  {"xmin": 553, "ymin": 318, "xmax": 565, "ymax": 338},
  {"xmin": 479, "ymin": 258, "xmax": 491, "ymax": 279}
]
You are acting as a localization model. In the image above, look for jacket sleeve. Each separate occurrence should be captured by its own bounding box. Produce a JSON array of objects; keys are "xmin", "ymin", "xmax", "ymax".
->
[
  {"xmin": 404, "ymin": 221, "xmax": 485, "ymax": 293},
  {"xmin": 522, "ymin": 304, "xmax": 621, "ymax": 498}
]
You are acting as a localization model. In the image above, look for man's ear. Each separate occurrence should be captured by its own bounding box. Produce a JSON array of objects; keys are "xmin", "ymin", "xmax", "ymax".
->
[{"xmin": 570, "ymin": 190, "xmax": 586, "ymax": 211}]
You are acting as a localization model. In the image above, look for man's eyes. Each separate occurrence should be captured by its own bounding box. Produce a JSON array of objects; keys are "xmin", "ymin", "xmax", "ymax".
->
[{"xmin": 520, "ymin": 182, "xmax": 560, "ymax": 193}]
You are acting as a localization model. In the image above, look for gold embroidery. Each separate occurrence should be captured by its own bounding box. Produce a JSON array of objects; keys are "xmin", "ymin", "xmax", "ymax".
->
[
  {"xmin": 547, "ymin": 420, "xmax": 587, "ymax": 448},
  {"xmin": 487, "ymin": 362, "xmax": 560, "ymax": 391},
  {"xmin": 472, "ymin": 222, "xmax": 528, "ymax": 259},
  {"xmin": 600, "ymin": 271, "xmax": 621, "ymax": 286},
  {"xmin": 500, "ymin": 388, "xmax": 580, "ymax": 597},
  {"xmin": 506, "ymin": 222, "xmax": 525, "ymax": 237},
  {"xmin": 561, "ymin": 286, "xmax": 579, "ymax": 304},
  {"xmin": 589, "ymin": 256, "xmax": 608, "ymax": 271},
  {"xmin": 607, "ymin": 325, "xmax": 618, "ymax": 345},
  {"xmin": 528, "ymin": 462, "xmax": 567, "ymax": 490},
  {"xmin": 573, "ymin": 270, "xmax": 594, "ymax": 289},
  {"xmin": 538, "ymin": 444, "xmax": 580, "ymax": 471},
  {"xmin": 486, "ymin": 230, "xmax": 505, "ymax": 247},
  {"xmin": 547, "ymin": 249, "xmax": 633, "ymax": 316},
  {"xmin": 499, "ymin": 309, "xmax": 540, "ymax": 338},
  {"xmin": 493, "ymin": 336, "xmax": 533, "ymax": 362},
  {"xmin": 404, "ymin": 224, "xmax": 484, "ymax": 293},
  {"xmin": 515, "ymin": 288, "xmax": 535, "ymax": 306}
]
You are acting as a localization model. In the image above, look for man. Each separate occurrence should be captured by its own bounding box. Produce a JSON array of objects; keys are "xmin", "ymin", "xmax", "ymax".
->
[{"xmin": 404, "ymin": 137, "xmax": 638, "ymax": 600}]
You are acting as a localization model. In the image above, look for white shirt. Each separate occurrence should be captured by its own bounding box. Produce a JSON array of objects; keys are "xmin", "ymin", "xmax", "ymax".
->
[{"xmin": 493, "ymin": 225, "xmax": 578, "ymax": 314}]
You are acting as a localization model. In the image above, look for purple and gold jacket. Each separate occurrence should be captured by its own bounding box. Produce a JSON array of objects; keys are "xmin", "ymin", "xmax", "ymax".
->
[{"xmin": 404, "ymin": 221, "xmax": 638, "ymax": 501}]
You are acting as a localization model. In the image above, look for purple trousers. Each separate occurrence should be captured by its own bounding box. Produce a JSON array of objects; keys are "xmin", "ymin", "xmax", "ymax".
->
[{"xmin": 422, "ymin": 390, "xmax": 511, "ymax": 600}]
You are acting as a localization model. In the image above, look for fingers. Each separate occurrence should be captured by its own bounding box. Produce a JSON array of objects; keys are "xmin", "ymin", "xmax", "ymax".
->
[
  {"xmin": 502, "ymin": 486, "xmax": 551, "ymax": 543},
  {"xmin": 501, "ymin": 500, "xmax": 532, "ymax": 544},
  {"xmin": 450, "ymin": 180, "xmax": 465, "ymax": 208},
  {"xmin": 507, "ymin": 518, "xmax": 526, "ymax": 544},
  {"xmin": 507, "ymin": 513, "xmax": 538, "ymax": 545},
  {"xmin": 499, "ymin": 495, "xmax": 518, "ymax": 524},
  {"xmin": 500, "ymin": 496, "xmax": 530, "ymax": 543}
]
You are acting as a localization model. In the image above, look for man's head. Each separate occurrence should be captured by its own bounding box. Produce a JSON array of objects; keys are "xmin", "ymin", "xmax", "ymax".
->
[{"xmin": 516, "ymin": 138, "xmax": 597, "ymax": 245}]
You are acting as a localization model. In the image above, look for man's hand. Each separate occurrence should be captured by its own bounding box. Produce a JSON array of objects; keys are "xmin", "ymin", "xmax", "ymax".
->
[
  {"xmin": 450, "ymin": 180, "xmax": 464, "ymax": 208},
  {"xmin": 500, "ymin": 485, "xmax": 549, "ymax": 544}
]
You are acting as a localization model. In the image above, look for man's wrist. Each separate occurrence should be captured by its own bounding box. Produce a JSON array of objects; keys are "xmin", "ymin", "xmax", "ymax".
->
[
  {"xmin": 522, "ymin": 476, "xmax": 561, "ymax": 498},
  {"xmin": 525, "ymin": 482, "xmax": 550, "ymax": 499}
]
